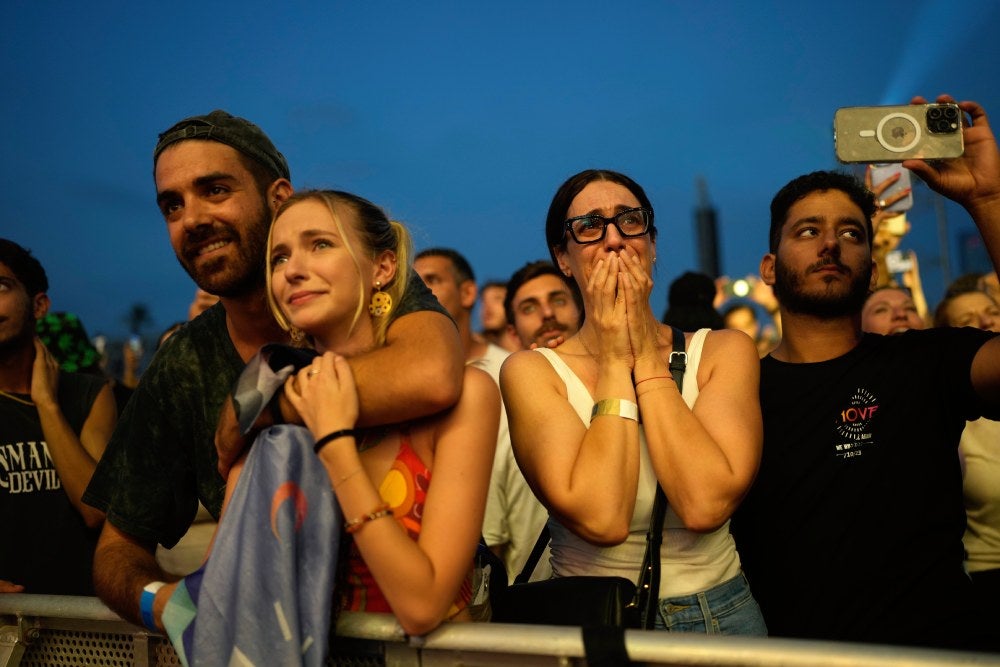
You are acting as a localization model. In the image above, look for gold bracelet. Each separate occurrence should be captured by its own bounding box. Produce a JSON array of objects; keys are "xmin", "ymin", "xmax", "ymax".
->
[
  {"xmin": 590, "ymin": 398, "xmax": 639, "ymax": 423},
  {"xmin": 334, "ymin": 467, "xmax": 364, "ymax": 488},
  {"xmin": 345, "ymin": 503, "xmax": 394, "ymax": 534}
]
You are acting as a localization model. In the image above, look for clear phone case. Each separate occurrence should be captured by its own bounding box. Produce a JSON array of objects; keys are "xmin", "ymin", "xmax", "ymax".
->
[{"xmin": 834, "ymin": 104, "xmax": 963, "ymax": 163}]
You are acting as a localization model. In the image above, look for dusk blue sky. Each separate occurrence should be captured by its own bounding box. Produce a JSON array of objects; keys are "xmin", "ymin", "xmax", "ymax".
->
[{"xmin": 4, "ymin": 1, "xmax": 999, "ymax": 343}]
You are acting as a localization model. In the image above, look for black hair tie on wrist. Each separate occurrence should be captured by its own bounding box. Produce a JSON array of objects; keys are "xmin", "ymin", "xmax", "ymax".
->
[{"xmin": 313, "ymin": 429, "xmax": 357, "ymax": 454}]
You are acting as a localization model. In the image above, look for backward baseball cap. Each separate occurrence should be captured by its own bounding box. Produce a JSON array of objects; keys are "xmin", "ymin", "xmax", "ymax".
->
[{"xmin": 153, "ymin": 109, "xmax": 290, "ymax": 181}]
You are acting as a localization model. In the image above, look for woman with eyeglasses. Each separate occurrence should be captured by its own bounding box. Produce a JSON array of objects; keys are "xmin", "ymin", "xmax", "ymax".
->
[{"xmin": 500, "ymin": 169, "xmax": 766, "ymax": 635}]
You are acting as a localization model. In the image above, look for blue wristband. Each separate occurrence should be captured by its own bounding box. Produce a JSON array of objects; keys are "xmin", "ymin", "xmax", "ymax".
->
[{"xmin": 140, "ymin": 581, "xmax": 166, "ymax": 631}]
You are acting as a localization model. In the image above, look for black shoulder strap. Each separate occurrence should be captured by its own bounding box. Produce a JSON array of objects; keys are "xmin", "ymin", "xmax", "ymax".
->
[
  {"xmin": 634, "ymin": 326, "xmax": 686, "ymax": 628},
  {"xmin": 513, "ymin": 522, "xmax": 550, "ymax": 584},
  {"xmin": 667, "ymin": 326, "xmax": 688, "ymax": 387},
  {"xmin": 516, "ymin": 327, "xmax": 688, "ymax": 606}
]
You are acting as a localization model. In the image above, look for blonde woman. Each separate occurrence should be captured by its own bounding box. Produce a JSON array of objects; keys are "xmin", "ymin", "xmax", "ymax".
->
[
  {"xmin": 263, "ymin": 190, "xmax": 498, "ymax": 634},
  {"xmin": 156, "ymin": 192, "xmax": 497, "ymax": 662}
]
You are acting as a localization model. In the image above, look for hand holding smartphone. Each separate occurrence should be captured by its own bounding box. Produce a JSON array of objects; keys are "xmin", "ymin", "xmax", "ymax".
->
[
  {"xmin": 834, "ymin": 103, "xmax": 964, "ymax": 163},
  {"xmin": 870, "ymin": 164, "xmax": 913, "ymax": 213}
]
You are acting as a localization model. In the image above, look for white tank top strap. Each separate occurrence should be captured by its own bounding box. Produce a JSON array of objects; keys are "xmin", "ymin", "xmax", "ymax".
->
[
  {"xmin": 678, "ymin": 328, "xmax": 709, "ymax": 407},
  {"xmin": 534, "ymin": 347, "xmax": 592, "ymax": 425}
]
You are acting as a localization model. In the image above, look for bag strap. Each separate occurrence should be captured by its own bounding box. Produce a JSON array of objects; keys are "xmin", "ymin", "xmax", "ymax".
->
[
  {"xmin": 513, "ymin": 522, "xmax": 550, "ymax": 585},
  {"xmin": 632, "ymin": 326, "xmax": 686, "ymax": 628}
]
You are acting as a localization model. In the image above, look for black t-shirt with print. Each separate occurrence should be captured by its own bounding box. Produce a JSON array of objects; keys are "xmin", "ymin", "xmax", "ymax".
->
[
  {"xmin": 732, "ymin": 327, "xmax": 998, "ymax": 649},
  {"xmin": 1, "ymin": 371, "xmax": 106, "ymax": 594}
]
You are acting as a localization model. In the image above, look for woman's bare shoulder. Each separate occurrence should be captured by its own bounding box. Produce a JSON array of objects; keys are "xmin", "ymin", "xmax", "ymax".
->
[
  {"xmin": 501, "ymin": 347, "xmax": 560, "ymax": 379},
  {"xmin": 461, "ymin": 364, "xmax": 499, "ymax": 398},
  {"xmin": 698, "ymin": 328, "xmax": 760, "ymax": 389},
  {"xmin": 702, "ymin": 327, "xmax": 758, "ymax": 358}
]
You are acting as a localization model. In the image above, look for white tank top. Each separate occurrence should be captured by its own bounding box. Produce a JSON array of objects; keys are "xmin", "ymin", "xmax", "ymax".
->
[{"xmin": 536, "ymin": 328, "xmax": 741, "ymax": 597}]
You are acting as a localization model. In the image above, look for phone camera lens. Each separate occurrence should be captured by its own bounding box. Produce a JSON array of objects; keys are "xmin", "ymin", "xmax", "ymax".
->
[{"xmin": 927, "ymin": 106, "xmax": 960, "ymax": 133}]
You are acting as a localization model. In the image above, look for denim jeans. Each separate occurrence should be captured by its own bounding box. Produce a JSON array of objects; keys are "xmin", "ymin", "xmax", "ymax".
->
[{"xmin": 654, "ymin": 572, "xmax": 767, "ymax": 636}]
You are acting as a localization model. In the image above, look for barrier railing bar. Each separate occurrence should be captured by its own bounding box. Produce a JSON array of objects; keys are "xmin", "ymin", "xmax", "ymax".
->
[{"xmin": 2, "ymin": 595, "xmax": 998, "ymax": 667}]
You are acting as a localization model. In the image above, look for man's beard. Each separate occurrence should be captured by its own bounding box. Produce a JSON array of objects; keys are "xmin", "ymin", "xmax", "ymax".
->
[
  {"xmin": 177, "ymin": 198, "xmax": 270, "ymax": 298},
  {"xmin": 773, "ymin": 255, "xmax": 872, "ymax": 319},
  {"xmin": 0, "ymin": 307, "xmax": 37, "ymax": 361}
]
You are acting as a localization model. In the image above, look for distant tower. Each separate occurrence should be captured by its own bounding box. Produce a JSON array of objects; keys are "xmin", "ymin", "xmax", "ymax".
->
[{"xmin": 694, "ymin": 177, "xmax": 721, "ymax": 277}]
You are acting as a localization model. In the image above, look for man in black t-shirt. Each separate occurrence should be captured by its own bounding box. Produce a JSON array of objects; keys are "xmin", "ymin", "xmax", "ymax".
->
[
  {"xmin": 0, "ymin": 239, "xmax": 116, "ymax": 595},
  {"xmin": 83, "ymin": 111, "xmax": 464, "ymax": 629},
  {"xmin": 732, "ymin": 95, "xmax": 1000, "ymax": 650}
]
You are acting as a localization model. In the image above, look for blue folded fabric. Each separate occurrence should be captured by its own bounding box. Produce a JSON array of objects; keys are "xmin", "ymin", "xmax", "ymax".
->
[
  {"xmin": 231, "ymin": 343, "xmax": 319, "ymax": 433},
  {"xmin": 163, "ymin": 424, "xmax": 339, "ymax": 666}
]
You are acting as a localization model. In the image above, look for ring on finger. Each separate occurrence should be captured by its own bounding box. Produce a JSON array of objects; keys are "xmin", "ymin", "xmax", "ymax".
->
[
  {"xmin": 307, "ymin": 369, "xmax": 321, "ymax": 377},
  {"xmin": 878, "ymin": 199, "xmax": 887, "ymax": 208}
]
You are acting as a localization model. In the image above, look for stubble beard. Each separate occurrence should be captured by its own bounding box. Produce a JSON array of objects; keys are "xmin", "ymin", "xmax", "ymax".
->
[
  {"xmin": 773, "ymin": 256, "xmax": 872, "ymax": 319},
  {"xmin": 178, "ymin": 195, "xmax": 271, "ymax": 299},
  {"xmin": 0, "ymin": 305, "xmax": 36, "ymax": 362}
]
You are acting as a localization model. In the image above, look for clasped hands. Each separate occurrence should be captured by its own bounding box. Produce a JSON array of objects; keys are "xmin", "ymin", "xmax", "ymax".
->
[
  {"xmin": 284, "ymin": 352, "xmax": 360, "ymax": 441},
  {"xmin": 584, "ymin": 249, "xmax": 660, "ymax": 368},
  {"xmin": 216, "ymin": 351, "xmax": 360, "ymax": 478}
]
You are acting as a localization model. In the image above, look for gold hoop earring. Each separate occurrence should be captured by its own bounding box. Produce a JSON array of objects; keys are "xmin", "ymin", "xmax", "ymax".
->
[{"xmin": 369, "ymin": 281, "xmax": 393, "ymax": 317}]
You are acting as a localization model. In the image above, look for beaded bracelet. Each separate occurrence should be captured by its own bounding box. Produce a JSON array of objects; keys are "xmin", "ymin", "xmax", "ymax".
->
[
  {"xmin": 313, "ymin": 428, "xmax": 357, "ymax": 454},
  {"xmin": 345, "ymin": 503, "xmax": 394, "ymax": 534}
]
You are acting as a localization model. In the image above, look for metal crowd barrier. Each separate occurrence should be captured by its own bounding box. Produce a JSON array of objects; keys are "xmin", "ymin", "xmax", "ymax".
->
[{"xmin": 2, "ymin": 594, "xmax": 998, "ymax": 666}]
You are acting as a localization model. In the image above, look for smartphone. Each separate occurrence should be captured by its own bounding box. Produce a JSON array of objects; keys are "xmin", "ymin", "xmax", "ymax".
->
[
  {"xmin": 834, "ymin": 103, "xmax": 964, "ymax": 163},
  {"xmin": 870, "ymin": 164, "xmax": 913, "ymax": 213},
  {"xmin": 885, "ymin": 249, "xmax": 914, "ymax": 274}
]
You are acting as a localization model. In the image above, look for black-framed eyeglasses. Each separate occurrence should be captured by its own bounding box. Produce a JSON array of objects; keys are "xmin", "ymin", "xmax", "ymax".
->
[{"xmin": 564, "ymin": 207, "xmax": 653, "ymax": 244}]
